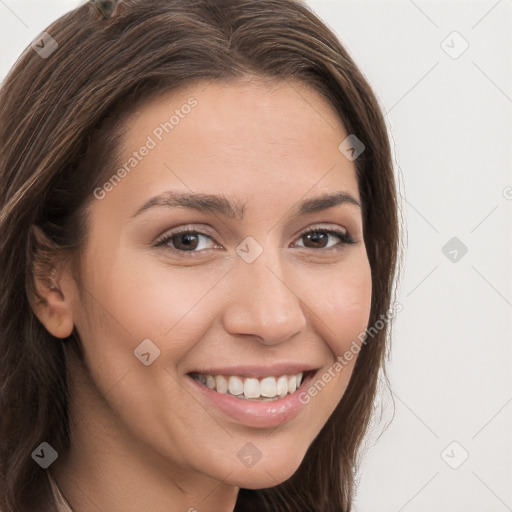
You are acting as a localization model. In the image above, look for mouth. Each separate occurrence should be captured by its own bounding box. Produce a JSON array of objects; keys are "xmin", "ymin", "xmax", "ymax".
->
[
  {"xmin": 186, "ymin": 367, "xmax": 319, "ymax": 428},
  {"xmin": 188, "ymin": 370, "xmax": 315, "ymax": 401}
]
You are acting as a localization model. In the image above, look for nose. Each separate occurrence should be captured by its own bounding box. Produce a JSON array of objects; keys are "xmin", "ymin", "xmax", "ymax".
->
[{"xmin": 220, "ymin": 249, "xmax": 307, "ymax": 346}]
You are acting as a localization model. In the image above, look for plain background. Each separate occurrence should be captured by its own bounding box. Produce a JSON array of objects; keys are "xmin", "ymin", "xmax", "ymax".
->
[{"xmin": 1, "ymin": 1, "xmax": 511, "ymax": 510}]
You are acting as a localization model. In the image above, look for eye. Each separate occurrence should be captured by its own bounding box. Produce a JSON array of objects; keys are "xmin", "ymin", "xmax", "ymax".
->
[
  {"xmin": 154, "ymin": 225, "xmax": 356, "ymax": 257},
  {"xmin": 293, "ymin": 227, "xmax": 356, "ymax": 251},
  {"xmin": 154, "ymin": 228, "xmax": 218, "ymax": 255}
]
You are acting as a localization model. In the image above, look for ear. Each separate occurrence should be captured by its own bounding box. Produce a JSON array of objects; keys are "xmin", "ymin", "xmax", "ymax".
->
[{"xmin": 27, "ymin": 226, "xmax": 76, "ymax": 340}]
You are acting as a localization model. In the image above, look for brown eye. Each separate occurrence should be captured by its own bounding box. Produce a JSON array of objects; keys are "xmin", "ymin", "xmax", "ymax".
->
[
  {"xmin": 303, "ymin": 231, "xmax": 329, "ymax": 249},
  {"xmin": 173, "ymin": 233, "xmax": 201, "ymax": 251},
  {"xmin": 155, "ymin": 230, "xmax": 218, "ymax": 255},
  {"xmin": 295, "ymin": 228, "xmax": 356, "ymax": 251}
]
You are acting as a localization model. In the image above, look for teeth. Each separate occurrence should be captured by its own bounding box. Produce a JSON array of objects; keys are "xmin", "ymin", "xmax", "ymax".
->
[
  {"xmin": 192, "ymin": 371, "xmax": 308, "ymax": 400},
  {"xmin": 276, "ymin": 376, "xmax": 288, "ymax": 398},
  {"xmin": 288, "ymin": 376, "xmax": 297, "ymax": 394},
  {"xmin": 206, "ymin": 375, "xmax": 216, "ymax": 389},
  {"xmin": 244, "ymin": 378, "xmax": 260, "ymax": 399},
  {"xmin": 260, "ymin": 376, "xmax": 277, "ymax": 397},
  {"xmin": 215, "ymin": 375, "xmax": 228, "ymax": 394},
  {"xmin": 228, "ymin": 376, "xmax": 244, "ymax": 396}
]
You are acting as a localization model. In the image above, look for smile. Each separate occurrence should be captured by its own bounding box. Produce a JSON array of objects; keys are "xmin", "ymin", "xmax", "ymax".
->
[{"xmin": 189, "ymin": 372, "xmax": 308, "ymax": 401}]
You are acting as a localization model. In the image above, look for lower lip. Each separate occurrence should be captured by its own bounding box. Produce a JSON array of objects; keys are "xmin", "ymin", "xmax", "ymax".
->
[{"xmin": 186, "ymin": 372, "xmax": 314, "ymax": 428}]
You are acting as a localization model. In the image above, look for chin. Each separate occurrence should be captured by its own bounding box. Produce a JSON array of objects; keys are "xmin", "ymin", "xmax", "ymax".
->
[{"xmin": 226, "ymin": 456, "xmax": 304, "ymax": 490}]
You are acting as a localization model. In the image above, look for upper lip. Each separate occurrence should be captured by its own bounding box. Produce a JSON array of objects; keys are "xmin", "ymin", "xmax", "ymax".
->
[{"xmin": 188, "ymin": 363, "xmax": 321, "ymax": 378}]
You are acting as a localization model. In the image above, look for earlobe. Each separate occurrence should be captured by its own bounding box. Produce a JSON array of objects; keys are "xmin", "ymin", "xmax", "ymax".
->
[{"xmin": 30, "ymin": 267, "xmax": 75, "ymax": 340}]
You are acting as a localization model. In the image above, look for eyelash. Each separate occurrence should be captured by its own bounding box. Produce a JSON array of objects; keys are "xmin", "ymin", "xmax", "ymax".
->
[{"xmin": 154, "ymin": 226, "xmax": 356, "ymax": 257}]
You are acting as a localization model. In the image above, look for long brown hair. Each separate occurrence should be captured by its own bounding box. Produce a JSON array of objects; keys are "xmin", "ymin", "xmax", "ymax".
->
[{"xmin": 0, "ymin": 1, "xmax": 400, "ymax": 510}]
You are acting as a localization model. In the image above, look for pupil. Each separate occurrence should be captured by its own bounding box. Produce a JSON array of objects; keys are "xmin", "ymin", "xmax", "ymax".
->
[
  {"xmin": 306, "ymin": 232, "xmax": 326, "ymax": 248},
  {"xmin": 177, "ymin": 233, "xmax": 198, "ymax": 250}
]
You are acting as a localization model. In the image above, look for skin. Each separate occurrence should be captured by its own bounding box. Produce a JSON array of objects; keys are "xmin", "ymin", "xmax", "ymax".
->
[{"xmin": 32, "ymin": 78, "xmax": 372, "ymax": 512}]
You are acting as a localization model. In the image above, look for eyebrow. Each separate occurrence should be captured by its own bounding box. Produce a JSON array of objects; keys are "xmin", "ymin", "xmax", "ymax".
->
[{"xmin": 131, "ymin": 190, "xmax": 361, "ymax": 220}]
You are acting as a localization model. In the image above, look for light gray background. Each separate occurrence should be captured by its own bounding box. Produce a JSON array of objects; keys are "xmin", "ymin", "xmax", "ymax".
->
[{"xmin": 1, "ymin": 1, "xmax": 511, "ymax": 510}]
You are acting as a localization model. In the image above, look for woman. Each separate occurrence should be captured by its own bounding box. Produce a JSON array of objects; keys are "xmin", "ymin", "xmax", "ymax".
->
[{"xmin": 0, "ymin": 0, "xmax": 401, "ymax": 510}]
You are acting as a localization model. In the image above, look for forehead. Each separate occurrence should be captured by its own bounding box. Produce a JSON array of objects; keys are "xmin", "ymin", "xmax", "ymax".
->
[
  {"xmin": 122, "ymin": 78, "xmax": 348, "ymax": 156},
  {"xmin": 95, "ymin": 78, "xmax": 360, "ymax": 222}
]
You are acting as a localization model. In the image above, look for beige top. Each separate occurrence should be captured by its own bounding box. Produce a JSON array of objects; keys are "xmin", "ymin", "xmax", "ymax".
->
[{"xmin": 48, "ymin": 473, "xmax": 74, "ymax": 512}]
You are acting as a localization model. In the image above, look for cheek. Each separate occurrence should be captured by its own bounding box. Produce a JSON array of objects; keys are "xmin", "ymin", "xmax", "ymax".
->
[
  {"xmin": 311, "ymin": 256, "xmax": 373, "ymax": 357},
  {"xmin": 293, "ymin": 258, "xmax": 372, "ymax": 436},
  {"xmin": 81, "ymin": 252, "xmax": 223, "ymax": 348},
  {"xmin": 305, "ymin": 260, "xmax": 372, "ymax": 400}
]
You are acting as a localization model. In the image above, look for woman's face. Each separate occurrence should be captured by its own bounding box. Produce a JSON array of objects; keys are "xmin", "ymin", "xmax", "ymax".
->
[{"xmin": 65, "ymin": 79, "xmax": 372, "ymax": 492}]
